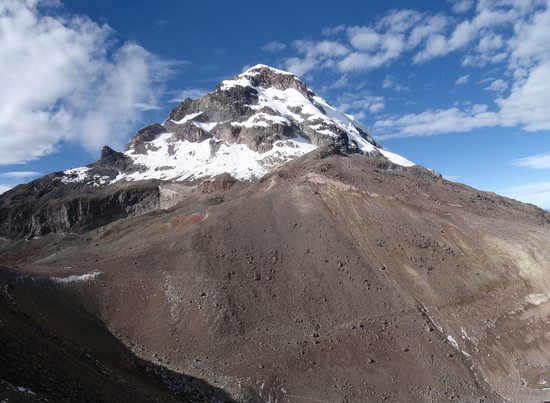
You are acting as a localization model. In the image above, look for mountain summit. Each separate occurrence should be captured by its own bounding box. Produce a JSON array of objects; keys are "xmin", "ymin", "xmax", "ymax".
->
[{"xmin": 62, "ymin": 64, "xmax": 413, "ymax": 186}]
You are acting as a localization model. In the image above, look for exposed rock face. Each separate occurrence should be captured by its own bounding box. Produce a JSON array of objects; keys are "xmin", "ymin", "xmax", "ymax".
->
[
  {"xmin": 125, "ymin": 123, "xmax": 166, "ymax": 153},
  {"xmin": 0, "ymin": 177, "xmax": 162, "ymax": 239},
  {"xmin": 163, "ymin": 120, "xmax": 211, "ymax": 144}
]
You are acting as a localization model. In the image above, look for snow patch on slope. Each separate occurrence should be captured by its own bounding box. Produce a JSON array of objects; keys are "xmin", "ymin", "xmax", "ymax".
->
[
  {"xmin": 51, "ymin": 271, "xmax": 100, "ymax": 283},
  {"xmin": 125, "ymin": 134, "xmax": 315, "ymax": 182},
  {"xmin": 171, "ymin": 111, "xmax": 203, "ymax": 124}
]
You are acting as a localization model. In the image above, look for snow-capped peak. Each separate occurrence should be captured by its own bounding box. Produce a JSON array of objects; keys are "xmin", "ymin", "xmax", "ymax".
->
[
  {"xmin": 242, "ymin": 64, "xmax": 295, "ymax": 76},
  {"xmin": 61, "ymin": 64, "xmax": 414, "ymax": 186}
]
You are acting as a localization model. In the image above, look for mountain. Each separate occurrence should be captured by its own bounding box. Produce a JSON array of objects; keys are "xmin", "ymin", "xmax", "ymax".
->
[
  {"xmin": 61, "ymin": 64, "xmax": 412, "ymax": 186},
  {"xmin": 1, "ymin": 65, "xmax": 550, "ymax": 402}
]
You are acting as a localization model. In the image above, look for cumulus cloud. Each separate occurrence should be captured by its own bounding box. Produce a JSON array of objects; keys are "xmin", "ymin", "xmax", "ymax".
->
[
  {"xmin": 0, "ymin": 0, "xmax": 179, "ymax": 165},
  {"xmin": 335, "ymin": 90, "xmax": 385, "ymax": 117},
  {"xmin": 508, "ymin": 3, "xmax": 550, "ymax": 69},
  {"xmin": 415, "ymin": 1, "xmax": 547, "ymax": 64},
  {"xmin": 497, "ymin": 60, "xmax": 550, "ymax": 131},
  {"xmin": 375, "ymin": 57, "xmax": 550, "ymax": 138},
  {"xmin": 262, "ymin": 41, "xmax": 286, "ymax": 53},
  {"xmin": 272, "ymin": 1, "xmax": 550, "ymax": 135},
  {"xmin": 278, "ymin": 0, "xmax": 549, "ymax": 79},
  {"xmin": 449, "ymin": 0, "xmax": 474, "ymax": 14},
  {"xmin": 283, "ymin": 40, "xmax": 349, "ymax": 76},
  {"xmin": 485, "ymin": 79, "xmax": 509, "ymax": 92},
  {"xmin": 280, "ymin": 9, "xmax": 452, "ymax": 75},
  {"xmin": 362, "ymin": 1, "xmax": 550, "ymax": 139}
]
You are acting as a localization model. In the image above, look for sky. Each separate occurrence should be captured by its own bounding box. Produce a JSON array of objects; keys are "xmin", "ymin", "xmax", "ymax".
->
[{"xmin": 0, "ymin": 0, "xmax": 549, "ymax": 209}]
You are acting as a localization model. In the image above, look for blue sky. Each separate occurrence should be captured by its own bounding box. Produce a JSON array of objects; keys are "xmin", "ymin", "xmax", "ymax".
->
[{"xmin": 1, "ymin": 0, "xmax": 550, "ymax": 209}]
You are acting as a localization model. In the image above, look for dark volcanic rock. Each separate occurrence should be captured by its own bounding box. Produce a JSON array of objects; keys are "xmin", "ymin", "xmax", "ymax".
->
[
  {"xmin": 163, "ymin": 120, "xmax": 212, "ymax": 143},
  {"xmin": 89, "ymin": 145, "xmax": 135, "ymax": 173},
  {"xmin": 0, "ymin": 178, "xmax": 161, "ymax": 239},
  {"xmin": 125, "ymin": 123, "xmax": 166, "ymax": 153}
]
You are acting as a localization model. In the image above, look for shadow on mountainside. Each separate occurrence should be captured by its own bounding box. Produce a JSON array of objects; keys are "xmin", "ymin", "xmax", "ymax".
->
[{"xmin": 0, "ymin": 267, "xmax": 234, "ymax": 402}]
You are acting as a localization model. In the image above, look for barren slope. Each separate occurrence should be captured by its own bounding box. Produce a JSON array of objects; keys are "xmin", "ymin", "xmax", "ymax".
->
[{"xmin": 2, "ymin": 148, "xmax": 549, "ymax": 401}]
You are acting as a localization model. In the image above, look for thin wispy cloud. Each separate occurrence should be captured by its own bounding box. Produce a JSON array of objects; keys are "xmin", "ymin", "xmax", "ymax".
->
[
  {"xmin": 382, "ymin": 75, "xmax": 410, "ymax": 92},
  {"xmin": 0, "ymin": 171, "xmax": 41, "ymax": 179},
  {"xmin": 512, "ymin": 152, "xmax": 550, "ymax": 169},
  {"xmin": 503, "ymin": 181, "xmax": 550, "ymax": 210},
  {"xmin": 0, "ymin": 171, "xmax": 41, "ymax": 195},
  {"xmin": 168, "ymin": 88, "xmax": 209, "ymax": 103}
]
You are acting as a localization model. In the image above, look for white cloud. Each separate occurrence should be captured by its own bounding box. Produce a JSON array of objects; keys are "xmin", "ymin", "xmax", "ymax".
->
[
  {"xmin": 0, "ymin": 171, "xmax": 41, "ymax": 178},
  {"xmin": 262, "ymin": 41, "xmax": 286, "ymax": 53},
  {"xmin": 497, "ymin": 60, "xmax": 550, "ymax": 130},
  {"xmin": 0, "ymin": 0, "xmax": 178, "ymax": 165},
  {"xmin": 413, "ymin": 1, "xmax": 542, "ymax": 64},
  {"xmin": 503, "ymin": 181, "xmax": 550, "ymax": 210},
  {"xmin": 322, "ymin": 25, "xmax": 346, "ymax": 36},
  {"xmin": 508, "ymin": 3, "xmax": 550, "ymax": 69},
  {"xmin": 168, "ymin": 88, "xmax": 208, "ymax": 103},
  {"xmin": 414, "ymin": 20, "xmax": 477, "ymax": 63},
  {"xmin": 339, "ymin": 29, "xmax": 407, "ymax": 72},
  {"xmin": 335, "ymin": 91, "xmax": 385, "ymax": 117},
  {"xmin": 377, "ymin": 9, "xmax": 423, "ymax": 33},
  {"xmin": 375, "ymin": 57, "xmax": 550, "ymax": 137},
  {"xmin": 348, "ymin": 27, "xmax": 381, "ymax": 51},
  {"xmin": 282, "ymin": 10, "xmax": 448, "ymax": 75},
  {"xmin": 0, "ymin": 185, "xmax": 11, "ymax": 195},
  {"xmin": 485, "ymin": 79, "xmax": 509, "ymax": 92},
  {"xmin": 283, "ymin": 40, "xmax": 349, "ymax": 76},
  {"xmin": 408, "ymin": 15, "xmax": 450, "ymax": 47},
  {"xmin": 512, "ymin": 152, "xmax": 550, "ymax": 169},
  {"xmin": 450, "ymin": 0, "xmax": 474, "ymax": 14},
  {"xmin": 374, "ymin": 106, "xmax": 499, "ymax": 139},
  {"xmin": 280, "ymin": 0, "xmax": 549, "ymax": 77},
  {"xmin": 283, "ymin": 57, "xmax": 318, "ymax": 77},
  {"xmin": 455, "ymin": 74, "xmax": 470, "ymax": 85},
  {"xmin": 478, "ymin": 34, "xmax": 504, "ymax": 53},
  {"xmin": 0, "ymin": 170, "xmax": 42, "ymax": 195}
]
